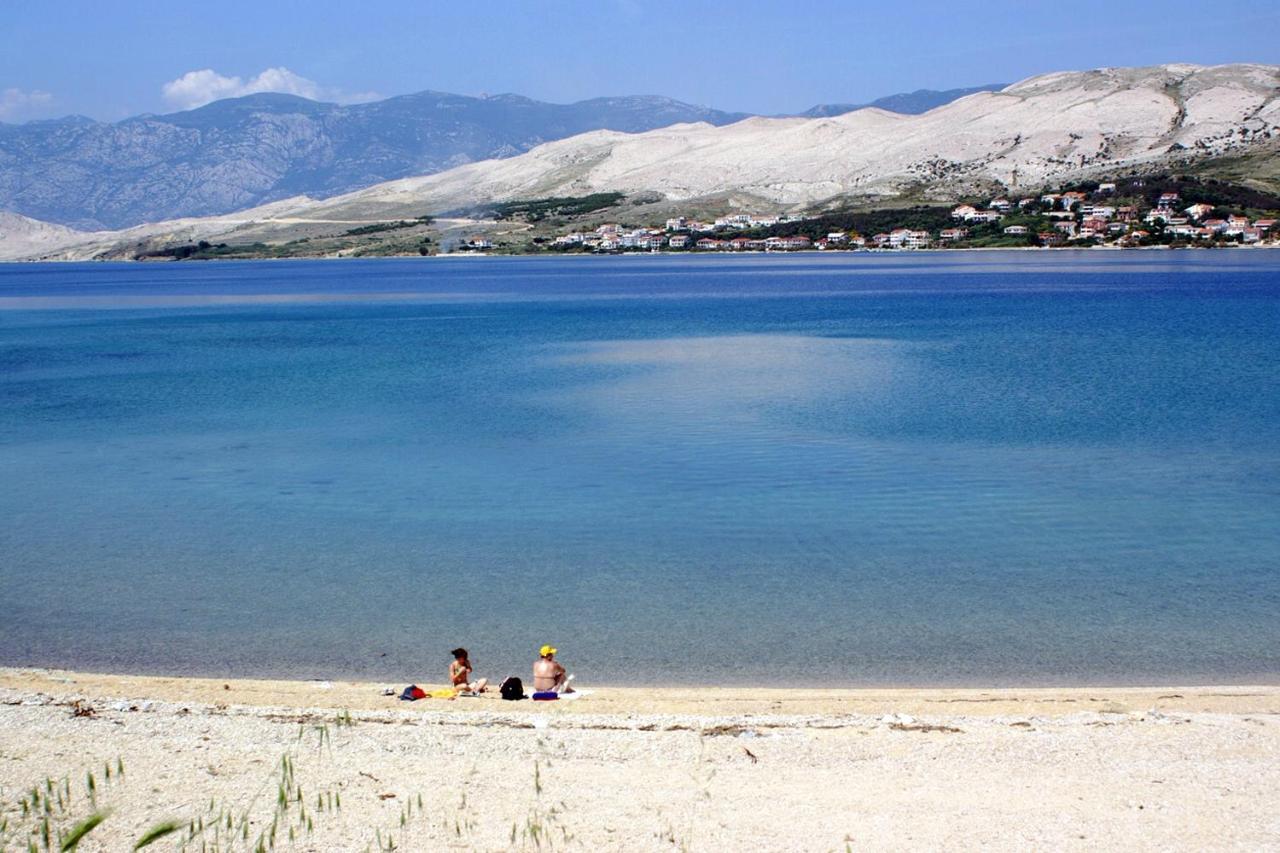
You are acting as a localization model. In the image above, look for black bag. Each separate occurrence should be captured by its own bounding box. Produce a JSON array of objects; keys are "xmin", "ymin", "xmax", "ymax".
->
[{"xmin": 499, "ymin": 676, "xmax": 525, "ymax": 700}]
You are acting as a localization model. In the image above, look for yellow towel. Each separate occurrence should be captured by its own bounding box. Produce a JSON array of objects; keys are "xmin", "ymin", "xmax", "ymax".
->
[{"xmin": 429, "ymin": 688, "xmax": 457, "ymax": 699}]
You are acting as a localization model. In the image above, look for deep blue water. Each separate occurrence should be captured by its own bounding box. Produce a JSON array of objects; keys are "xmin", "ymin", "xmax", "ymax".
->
[{"xmin": 1, "ymin": 252, "xmax": 1278, "ymax": 686}]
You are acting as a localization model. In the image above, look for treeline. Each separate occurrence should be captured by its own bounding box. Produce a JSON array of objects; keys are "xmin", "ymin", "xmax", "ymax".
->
[
  {"xmin": 1055, "ymin": 175, "xmax": 1280, "ymax": 214},
  {"xmin": 485, "ymin": 192, "xmax": 625, "ymax": 222},
  {"xmin": 342, "ymin": 215, "xmax": 432, "ymax": 236},
  {"xmin": 135, "ymin": 240, "xmax": 241, "ymax": 260}
]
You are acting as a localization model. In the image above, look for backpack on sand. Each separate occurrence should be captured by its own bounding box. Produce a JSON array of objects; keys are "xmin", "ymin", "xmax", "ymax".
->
[{"xmin": 499, "ymin": 676, "xmax": 525, "ymax": 700}]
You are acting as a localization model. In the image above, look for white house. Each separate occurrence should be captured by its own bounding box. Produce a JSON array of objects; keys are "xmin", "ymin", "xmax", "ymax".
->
[
  {"xmin": 765, "ymin": 235, "xmax": 812, "ymax": 250},
  {"xmin": 887, "ymin": 229, "xmax": 930, "ymax": 249},
  {"xmin": 1061, "ymin": 191, "xmax": 1088, "ymax": 209}
]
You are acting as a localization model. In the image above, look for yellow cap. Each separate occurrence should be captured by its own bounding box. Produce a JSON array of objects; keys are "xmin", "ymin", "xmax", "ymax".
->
[{"xmin": 540, "ymin": 645, "xmax": 557, "ymax": 657}]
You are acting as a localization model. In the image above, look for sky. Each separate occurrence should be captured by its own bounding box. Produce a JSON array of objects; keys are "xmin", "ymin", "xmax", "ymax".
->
[{"xmin": 2, "ymin": 0, "xmax": 1278, "ymax": 122}]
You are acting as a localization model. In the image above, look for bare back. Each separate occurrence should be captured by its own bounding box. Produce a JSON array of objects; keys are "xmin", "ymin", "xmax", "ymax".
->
[{"xmin": 532, "ymin": 657, "xmax": 564, "ymax": 692}]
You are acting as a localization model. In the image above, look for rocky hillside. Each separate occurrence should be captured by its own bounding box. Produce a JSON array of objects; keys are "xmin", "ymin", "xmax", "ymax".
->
[
  {"xmin": 122, "ymin": 61, "xmax": 1254, "ymax": 244},
  {"xmin": 301, "ymin": 63, "xmax": 1277, "ymax": 217},
  {"xmin": 0, "ymin": 92, "xmax": 751, "ymax": 230},
  {"xmin": 6, "ymin": 64, "xmax": 1278, "ymax": 261},
  {"xmin": 0, "ymin": 211, "xmax": 88, "ymax": 261}
]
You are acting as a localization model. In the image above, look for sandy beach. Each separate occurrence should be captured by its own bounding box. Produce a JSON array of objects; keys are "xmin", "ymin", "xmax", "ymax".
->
[{"xmin": 1, "ymin": 668, "xmax": 1277, "ymax": 851}]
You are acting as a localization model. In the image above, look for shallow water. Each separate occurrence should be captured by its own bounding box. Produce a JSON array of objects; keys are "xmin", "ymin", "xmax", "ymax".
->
[{"xmin": 1, "ymin": 252, "xmax": 1278, "ymax": 685}]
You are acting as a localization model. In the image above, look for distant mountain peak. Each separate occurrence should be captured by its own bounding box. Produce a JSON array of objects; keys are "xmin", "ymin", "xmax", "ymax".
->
[{"xmin": 801, "ymin": 84, "xmax": 1007, "ymax": 117}]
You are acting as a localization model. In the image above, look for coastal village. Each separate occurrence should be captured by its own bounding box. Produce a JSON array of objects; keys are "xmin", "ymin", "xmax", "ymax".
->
[{"xmin": 512, "ymin": 179, "xmax": 1280, "ymax": 254}]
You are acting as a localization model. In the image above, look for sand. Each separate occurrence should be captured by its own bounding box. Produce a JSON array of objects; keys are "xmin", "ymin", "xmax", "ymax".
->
[{"xmin": 1, "ymin": 668, "xmax": 1278, "ymax": 851}]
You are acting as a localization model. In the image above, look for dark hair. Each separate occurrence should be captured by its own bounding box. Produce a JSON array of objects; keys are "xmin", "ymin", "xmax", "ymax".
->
[{"xmin": 451, "ymin": 648, "xmax": 468, "ymax": 659}]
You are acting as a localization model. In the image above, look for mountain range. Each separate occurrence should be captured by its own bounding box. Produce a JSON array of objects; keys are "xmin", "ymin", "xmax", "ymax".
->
[
  {"xmin": 3, "ymin": 63, "xmax": 1278, "ymax": 261},
  {"xmin": 0, "ymin": 85, "xmax": 996, "ymax": 231},
  {"xmin": 0, "ymin": 92, "xmax": 752, "ymax": 230}
]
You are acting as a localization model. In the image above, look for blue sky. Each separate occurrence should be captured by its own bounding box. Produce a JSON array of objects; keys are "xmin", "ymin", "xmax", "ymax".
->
[{"xmin": 2, "ymin": 0, "xmax": 1278, "ymax": 121}]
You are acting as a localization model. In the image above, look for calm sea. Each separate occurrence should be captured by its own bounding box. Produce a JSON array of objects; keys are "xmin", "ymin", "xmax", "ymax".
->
[{"xmin": 1, "ymin": 252, "xmax": 1278, "ymax": 686}]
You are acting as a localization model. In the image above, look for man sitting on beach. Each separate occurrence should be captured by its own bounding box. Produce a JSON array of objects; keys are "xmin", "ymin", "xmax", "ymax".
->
[
  {"xmin": 532, "ymin": 645, "xmax": 573, "ymax": 694},
  {"xmin": 449, "ymin": 648, "xmax": 488, "ymax": 694}
]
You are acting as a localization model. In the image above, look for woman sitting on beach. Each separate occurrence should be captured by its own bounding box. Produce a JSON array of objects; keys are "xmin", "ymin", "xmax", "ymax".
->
[
  {"xmin": 449, "ymin": 648, "xmax": 488, "ymax": 694},
  {"xmin": 533, "ymin": 645, "xmax": 573, "ymax": 694}
]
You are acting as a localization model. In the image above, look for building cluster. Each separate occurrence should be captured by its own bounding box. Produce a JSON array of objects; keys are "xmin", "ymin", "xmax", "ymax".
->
[
  {"xmin": 943, "ymin": 188, "xmax": 1277, "ymax": 248},
  {"xmin": 689, "ymin": 234, "xmax": 829, "ymax": 251},
  {"xmin": 543, "ymin": 185, "xmax": 1278, "ymax": 253},
  {"xmin": 551, "ymin": 214, "xmax": 818, "ymax": 252},
  {"xmin": 1141, "ymin": 193, "xmax": 1275, "ymax": 243}
]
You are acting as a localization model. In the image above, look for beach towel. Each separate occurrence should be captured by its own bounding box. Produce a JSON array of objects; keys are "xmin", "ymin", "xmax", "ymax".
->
[
  {"xmin": 429, "ymin": 688, "xmax": 457, "ymax": 699},
  {"xmin": 531, "ymin": 689, "xmax": 591, "ymax": 701}
]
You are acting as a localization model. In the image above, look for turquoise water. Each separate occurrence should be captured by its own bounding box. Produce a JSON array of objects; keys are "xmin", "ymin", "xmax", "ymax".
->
[{"xmin": 1, "ymin": 252, "xmax": 1278, "ymax": 686}]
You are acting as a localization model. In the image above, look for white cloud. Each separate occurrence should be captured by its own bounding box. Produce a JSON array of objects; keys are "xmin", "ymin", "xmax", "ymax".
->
[
  {"xmin": 0, "ymin": 88, "xmax": 54, "ymax": 121},
  {"xmin": 161, "ymin": 67, "xmax": 379, "ymax": 110}
]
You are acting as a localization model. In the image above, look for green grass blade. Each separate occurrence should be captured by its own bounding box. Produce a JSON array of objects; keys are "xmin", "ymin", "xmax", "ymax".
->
[
  {"xmin": 133, "ymin": 820, "xmax": 182, "ymax": 849},
  {"xmin": 60, "ymin": 811, "xmax": 107, "ymax": 850}
]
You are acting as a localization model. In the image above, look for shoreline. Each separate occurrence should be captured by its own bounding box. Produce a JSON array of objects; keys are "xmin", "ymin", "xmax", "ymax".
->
[
  {"xmin": 5, "ymin": 666, "xmax": 1279, "ymax": 718},
  {"xmin": 4, "ymin": 242, "xmax": 1279, "ymax": 264},
  {"xmin": 5, "ymin": 662, "xmax": 1280, "ymax": 697},
  {"xmin": 3, "ymin": 667, "xmax": 1278, "ymax": 850}
]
